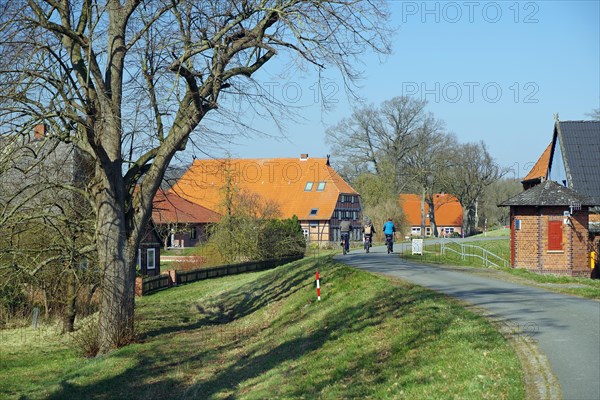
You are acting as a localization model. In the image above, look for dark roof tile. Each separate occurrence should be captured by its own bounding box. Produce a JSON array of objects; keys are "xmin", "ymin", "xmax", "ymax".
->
[
  {"xmin": 499, "ymin": 180, "xmax": 597, "ymax": 207},
  {"xmin": 558, "ymin": 121, "xmax": 600, "ymax": 203}
]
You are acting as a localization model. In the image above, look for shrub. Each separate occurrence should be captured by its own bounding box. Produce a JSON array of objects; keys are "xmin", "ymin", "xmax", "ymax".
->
[
  {"xmin": 258, "ymin": 216, "xmax": 306, "ymax": 259},
  {"xmin": 208, "ymin": 215, "xmax": 306, "ymax": 263},
  {"xmin": 71, "ymin": 317, "xmax": 100, "ymax": 358}
]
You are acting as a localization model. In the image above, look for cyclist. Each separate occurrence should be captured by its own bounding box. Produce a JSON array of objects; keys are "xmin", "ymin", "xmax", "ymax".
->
[
  {"xmin": 362, "ymin": 219, "xmax": 375, "ymax": 252},
  {"xmin": 382, "ymin": 218, "xmax": 396, "ymax": 253},
  {"xmin": 339, "ymin": 217, "xmax": 352, "ymax": 254}
]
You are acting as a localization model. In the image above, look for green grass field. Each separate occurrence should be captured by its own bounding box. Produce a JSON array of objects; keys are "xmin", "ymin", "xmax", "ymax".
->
[
  {"xmin": 471, "ymin": 228, "xmax": 511, "ymax": 237},
  {"xmin": 0, "ymin": 256, "xmax": 525, "ymax": 399}
]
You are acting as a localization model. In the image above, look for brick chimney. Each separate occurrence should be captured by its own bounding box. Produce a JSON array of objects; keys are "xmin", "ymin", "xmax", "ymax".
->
[{"xmin": 33, "ymin": 124, "xmax": 46, "ymax": 140}]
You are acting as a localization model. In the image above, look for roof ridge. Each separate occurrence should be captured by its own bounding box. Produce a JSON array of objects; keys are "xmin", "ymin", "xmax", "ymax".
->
[
  {"xmin": 500, "ymin": 180, "xmax": 597, "ymax": 207},
  {"xmin": 559, "ymin": 120, "xmax": 600, "ymax": 123},
  {"xmin": 170, "ymin": 156, "xmax": 359, "ymax": 220},
  {"xmin": 324, "ymin": 164, "xmax": 359, "ymax": 194}
]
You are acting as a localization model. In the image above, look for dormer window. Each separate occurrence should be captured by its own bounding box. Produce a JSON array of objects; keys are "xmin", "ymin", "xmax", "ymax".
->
[
  {"xmin": 316, "ymin": 182, "xmax": 326, "ymax": 191},
  {"xmin": 304, "ymin": 182, "xmax": 314, "ymax": 191}
]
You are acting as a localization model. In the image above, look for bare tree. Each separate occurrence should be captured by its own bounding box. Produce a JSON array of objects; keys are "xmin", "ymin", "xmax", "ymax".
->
[
  {"xmin": 402, "ymin": 119, "xmax": 454, "ymax": 237},
  {"xmin": 441, "ymin": 141, "xmax": 502, "ymax": 235},
  {"xmin": 480, "ymin": 178, "xmax": 522, "ymax": 229},
  {"xmin": 586, "ymin": 108, "xmax": 600, "ymax": 121},
  {"xmin": 0, "ymin": 0, "xmax": 390, "ymax": 354},
  {"xmin": 325, "ymin": 96, "xmax": 429, "ymax": 191},
  {"xmin": 326, "ymin": 96, "xmax": 457, "ymax": 236}
]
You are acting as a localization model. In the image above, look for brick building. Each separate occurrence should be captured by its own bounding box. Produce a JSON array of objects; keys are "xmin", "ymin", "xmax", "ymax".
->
[
  {"xmin": 500, "ymin": 117, "xmax": 600, "ymax": 277},
  {"xmin": 500, "ymin": 180, "xmax": 596, "ymax": 277}
]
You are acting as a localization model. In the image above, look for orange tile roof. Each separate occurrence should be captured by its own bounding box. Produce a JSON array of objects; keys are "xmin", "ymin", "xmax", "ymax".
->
[
  {"xmin": 152, "ymin": 188, "xmax": 221, "ymax": 224},
  {"xmin": 399, "ymin": 193, "xmax": 463, "ymax": 227},
  {"xmin": 171, "ymin": 157, "xmax": 358, "ymax": 220},
  {"xmin": 522, "ymin": 142, "xmax": 552, "ymax": 182}
]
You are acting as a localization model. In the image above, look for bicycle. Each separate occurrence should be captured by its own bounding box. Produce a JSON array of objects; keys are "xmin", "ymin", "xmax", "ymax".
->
[
  {"xmin": 364, "ymin": 235, "xmax": 372, "ymax": 253},
  {"xmin": 341, "ymin": 233, "xmax": 349, "ymax": 255},
  {"xmin": 385, "ymin": 234, "xmax": 394, "ymax": 254}
]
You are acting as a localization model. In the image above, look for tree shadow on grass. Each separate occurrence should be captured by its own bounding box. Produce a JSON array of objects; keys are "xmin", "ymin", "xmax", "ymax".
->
[
  {"xmin": 186, "ymin": 287, "xmax": 452, "ymax": 399},
  {"xmin": 138, "ymin": 258, "xmax": 320, "ymax": 340},
  {"xmin": 45, "ymin": 259, "xmax": 489, "ymax": 400}
]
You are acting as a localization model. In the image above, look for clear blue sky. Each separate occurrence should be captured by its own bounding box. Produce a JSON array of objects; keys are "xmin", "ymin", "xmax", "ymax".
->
[{"xmin": 202, "ymin": 1, "xmax": 600, "ymax": 180}]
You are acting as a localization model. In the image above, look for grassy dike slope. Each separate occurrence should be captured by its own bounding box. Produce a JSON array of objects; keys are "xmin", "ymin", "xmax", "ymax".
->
[{"xmin": 0, "ymin": 256, "xmax": 524, "ymax": 399}]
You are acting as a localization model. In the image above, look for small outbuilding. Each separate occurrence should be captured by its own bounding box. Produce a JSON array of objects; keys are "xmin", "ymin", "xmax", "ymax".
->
[{"xmin": 500, "ymin": 180, "xmax": 597, "ymax": 277}]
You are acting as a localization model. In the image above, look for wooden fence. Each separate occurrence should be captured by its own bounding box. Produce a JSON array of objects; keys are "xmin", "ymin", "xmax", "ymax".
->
[{"xmin": 140, "ymin": 255, "xmax": 303, "ymax": 296}]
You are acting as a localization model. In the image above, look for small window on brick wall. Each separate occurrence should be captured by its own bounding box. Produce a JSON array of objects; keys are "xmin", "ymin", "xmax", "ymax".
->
[{"xmin": 548, "ymin": 220, "xmax": 563, "ymax": 251}]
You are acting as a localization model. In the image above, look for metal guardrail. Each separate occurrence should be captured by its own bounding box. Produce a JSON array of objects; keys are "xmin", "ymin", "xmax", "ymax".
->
[{"xmin": 440, "ymin": 239, "xmax": 509, "ymax": 268}]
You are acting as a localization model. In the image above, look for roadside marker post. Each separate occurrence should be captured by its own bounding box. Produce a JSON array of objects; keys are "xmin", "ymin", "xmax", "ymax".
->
[{"xmin": 316, "ymin": 271, "xmax": 321, "ymax": 301}]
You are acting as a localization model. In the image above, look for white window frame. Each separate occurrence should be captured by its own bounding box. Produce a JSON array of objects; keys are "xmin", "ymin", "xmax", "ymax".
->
[{"xmin": 147, "ymin": 248, "xmax": 156, "ymax": 270}]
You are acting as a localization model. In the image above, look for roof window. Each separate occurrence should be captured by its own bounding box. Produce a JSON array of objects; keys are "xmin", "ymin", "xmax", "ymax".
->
[
  {"xmin": 309, "ymin": 208, "xmax": 318, "ymax": 216},
  {"xmin": 316, "ymin": 182, "xmax": 326, "ymax": 191},
  {"xmin": 304, "ymin": 182, "xmax": 314, "ymax": 191}
]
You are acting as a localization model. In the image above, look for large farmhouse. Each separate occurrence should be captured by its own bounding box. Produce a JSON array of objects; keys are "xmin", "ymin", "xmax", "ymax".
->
[{"xmin": 171, "ymin": 155, "xmax": 362, "ymax": 243}]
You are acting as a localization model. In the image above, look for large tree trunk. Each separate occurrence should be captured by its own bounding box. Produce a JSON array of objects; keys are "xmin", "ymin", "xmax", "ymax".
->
[
  {"xmin": 94, "ymin": 120, "xmax": 140, "ymax": 353},
  {"xmin": 96, "ymin": 195, "xmax": 137, "ymax": 353}
]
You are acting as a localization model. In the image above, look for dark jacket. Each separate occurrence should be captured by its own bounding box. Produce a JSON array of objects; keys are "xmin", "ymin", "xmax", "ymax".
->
[{"xmin": 339, "ymin": 220, "xmax": 352, "ymax": 233}]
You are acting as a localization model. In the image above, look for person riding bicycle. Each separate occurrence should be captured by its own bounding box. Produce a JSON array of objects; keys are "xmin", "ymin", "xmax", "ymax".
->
[
  {"xmin": 382, "ymin": 218, "xmax": 396, "ymax": 253},
  {"xmin": 339, "ymin": 217, "xmax": 352, "ymax": 254},
  {"xmin": 362, "ymin": 219, "xmax": 375, "ymax": 249}
]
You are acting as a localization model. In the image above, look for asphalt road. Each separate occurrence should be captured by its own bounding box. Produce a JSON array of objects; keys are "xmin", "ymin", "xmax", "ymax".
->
[{"xmin": 335, "ymin": 244, "xmax": 600, "ymax": 400}]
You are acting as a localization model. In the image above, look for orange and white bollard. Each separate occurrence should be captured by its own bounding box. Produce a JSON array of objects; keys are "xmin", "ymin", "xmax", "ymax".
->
[{"xmin": 316, "ymin": 271, "xmax": 321, "ymax": 301}]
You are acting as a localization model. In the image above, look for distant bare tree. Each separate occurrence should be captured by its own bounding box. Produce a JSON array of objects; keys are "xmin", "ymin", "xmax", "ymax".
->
[
  {"xmin": 403, "ymin": 122, "xmax": 455, "ymax": 237},
  {"xmin": 325, "ymin": 96, "xmax": 430, "ymax": 191},
  {"xmin": 480, "ymin": 178, "xmax": 523, "ymax": 229},
  {"xmin": 586, "ymin": 108, "xmax": 600, "ymax": 121},
  {"xmin": 442, "ymin": 141, "xmax": 503, "ymax": 235},
  {"xmin": 0, "ymin": 0, "xmax": 390, "ymax": 354},
  {"xmin": 326, "ymin": 96, "xmax": 461, "ymax": 236}
]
